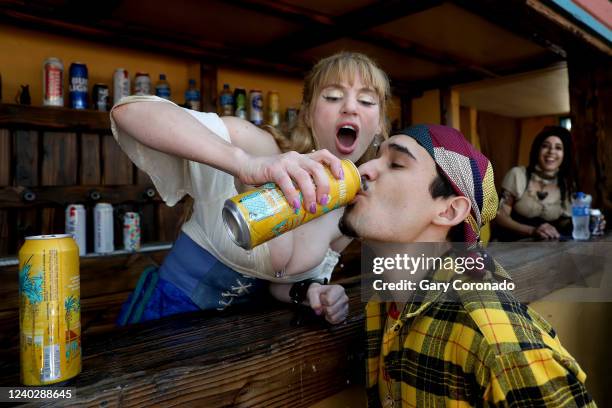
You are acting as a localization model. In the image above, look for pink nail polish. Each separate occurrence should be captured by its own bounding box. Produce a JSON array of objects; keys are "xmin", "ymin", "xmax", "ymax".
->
[
  {"xmin": 321, "ymin": 195, "xmax": 329, "ymax": 206},
  {"xmin": 339, "ymin": 169, "xmax": 344, "ymax": 180},
  {"xmin": 293, "ymin": 199, "xmax": 301, "ymax": 209},
  {"xmin": 309, "ymin": 203, "xmax": 317, "ymax": 213}
]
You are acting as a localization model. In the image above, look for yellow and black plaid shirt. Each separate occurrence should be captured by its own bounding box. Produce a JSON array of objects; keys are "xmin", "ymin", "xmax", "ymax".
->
[{"xmin": 365, "ymin": 263, "xmax": 595, "ymax": 407}]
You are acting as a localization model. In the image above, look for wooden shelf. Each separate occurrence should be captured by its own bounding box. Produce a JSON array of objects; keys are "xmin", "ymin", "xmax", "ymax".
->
[{"xmin": 0, "ymin": 103, "xmax": 110, "ymax": 132}]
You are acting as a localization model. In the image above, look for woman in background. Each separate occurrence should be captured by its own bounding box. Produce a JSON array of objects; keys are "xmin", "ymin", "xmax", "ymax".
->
[{"xmin": 495, "ymin": 126, "xmax": 574, "ymax": 240}]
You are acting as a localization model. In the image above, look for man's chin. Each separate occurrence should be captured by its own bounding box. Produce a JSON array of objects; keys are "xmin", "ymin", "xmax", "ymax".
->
[{"xmin": 338, "ymin": 205, "xmax": 361, "ymax": 238}]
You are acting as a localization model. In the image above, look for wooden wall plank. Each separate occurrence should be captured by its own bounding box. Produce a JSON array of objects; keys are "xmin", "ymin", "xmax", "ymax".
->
[
  {"xmin": 80, "ymin": 133, "xmax": 101, "ymax": 185},
  {"xmin": 14, "ymin": 130, "xmax": 39, "ymax": 248},
  {"xmin": 157, "ymin": 203, "xmax": 183, "ymax": 242},
  {"xmin": 102, "ymin": 134, "xmax": 133, "ymax": 185},
  {"xmin": 0, "ymin": 129, "xmax": 9, "ymax": 255},
  {"xmin": 477, "ymin": 111, "xmax": 520, "ymax": 189},
  {"xmin": 40, "ymin": 131, "xmax": 77, "ymax": 234},
  {"xmin": 136, "ymin": 168, "xmax": 156, "ymax": 243}
]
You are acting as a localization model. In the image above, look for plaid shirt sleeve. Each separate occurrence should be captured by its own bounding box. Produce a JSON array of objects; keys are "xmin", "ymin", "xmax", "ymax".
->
[{"xmin": 487, "ymin": 347, "xmax": 595, "ymax": 406}]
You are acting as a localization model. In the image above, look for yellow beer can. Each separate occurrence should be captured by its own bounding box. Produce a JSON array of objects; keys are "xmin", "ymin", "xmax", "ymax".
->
[
  {"xmin": 18, "ymin": 234, "xmax": 81, "ymax": 385},
  {"xmin": 223, "ymin": 159, "xmax": 360, "ymax": 249}
]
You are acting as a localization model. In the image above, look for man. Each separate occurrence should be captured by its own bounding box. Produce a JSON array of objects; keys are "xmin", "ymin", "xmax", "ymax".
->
[{"xmin": 339, "ymin": 125, "xmax": 594, "ymax": 407}]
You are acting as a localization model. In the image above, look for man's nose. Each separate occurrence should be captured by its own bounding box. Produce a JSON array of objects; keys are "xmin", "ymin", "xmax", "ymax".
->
[{"xmin": 358, "ymin": 161, "xmax": 379, "ymax": 187}]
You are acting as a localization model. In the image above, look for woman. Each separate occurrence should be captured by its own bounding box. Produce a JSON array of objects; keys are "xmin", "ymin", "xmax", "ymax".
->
[
  {"xmin": 111, "ymin": 52, "xmax": 391, "ymax": 325},
  {"xmin": 495, "ymin": 126, "xmax": 574, "ymax": 240}
]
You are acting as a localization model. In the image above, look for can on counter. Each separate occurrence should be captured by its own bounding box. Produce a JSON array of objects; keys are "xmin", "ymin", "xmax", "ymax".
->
[
  {"xmin": 234, "ymin": 87, "xmax": 247, "ymax": 120},
  {"xmin": 69, "ymin": 62, "xmax": 88, "ymax": 110},
  {"xmin": 249, "ymin": 90, "xmax": 264, "ymax": 126},
  {"xmin": 19, "ymin": 234, "xmax": 81, "ymax": 385},
  {"xmin": 65, "ymin": 204, "xmax": 86, "ymax": 256},
  {"xmin": 134, "ymin": 72, "xmax": 151, "ymax": 96},
  {"xmin": 113, "ymin": 68, "xmax": 130, "ymax": 105},
  {"xmin": 222, "ymin": 159, "xmax": 361, "ymax": 250},
  {"xmin": 590, "ymin": 209, "xmax": 605, "ymax": 236},
  {"xmin": 92, "ymin": 83, "xmax": 109, "ymax": 112},
  {"xmin": 123, "ymin": 212, "xmax": 141, "ymax": 251},
  {"xmin": 43, "ymin": 57, "xmax": 64, "ymax": 107},
  {"xmin": 94, "ymin": 203, "xmax": 114, "ymax": 253},
  {"xmin": 286, "ymin": 108, "xmax": 298, "ymax": 130},
  {"xmin": 267, "ymin": 91, "xmax": 280, "ymax": 127}
]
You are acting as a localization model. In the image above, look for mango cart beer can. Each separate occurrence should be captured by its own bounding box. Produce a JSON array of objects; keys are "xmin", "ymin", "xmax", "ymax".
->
[
  {"xmin": 223, "ymin": 159, "xmax": 361, "ymax": 249},
  {"xmin": 65, "ymin": 204, "xmax": 86, "ymax": 256},
  {"xmin": 267, "ymin": 90, "xmax": 280, "ymax": 127},
  {"xmin": 94, "ymin": 203, "xmax": 114, "ymax": 253},
  {"xmin": 19, "ymin": 234, "xmax": 81, "ymax": 385},
  {"xmin": 123, "ymin": 212, "xmax": 141, "ymax": 251}
]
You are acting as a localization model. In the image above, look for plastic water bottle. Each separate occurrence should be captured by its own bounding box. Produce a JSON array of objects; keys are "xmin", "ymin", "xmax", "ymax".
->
[
  {"xmin": 155, "ymin": 74, "xmax": 171, "ymax": 100},
  {"xmin": 184, "ymin": 79, "xmax": 200, "ymax": 111},
  {"xmin": 571, "ymin": 192, "xmax": 592, "ymax": 240}
]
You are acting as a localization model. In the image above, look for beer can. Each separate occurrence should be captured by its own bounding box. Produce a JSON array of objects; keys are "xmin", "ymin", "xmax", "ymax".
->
[
  {"xmin": 223, "ymin": 160, "xmax": 360, "ymax": 249},
  {"xmin": 92, "ymin": 83, "xmax": 109, "ymax": 112},
  {"xmin": 65, "ymin": 204, "xmax": 86, "ymax": 256},
  {"xmin": 19, "ymin": 234, "xmax": 81, "ymax": 385},
  {"xmin": 249, "ymin": 90, "xmax": 264, "ymax": 126},
  {"xmin": 134, "ymin": 72, "xmax": 151, "ymax": 96},
  {"xmin": 123, "ymin": 212, "xmax": 141, "ymax": 251},
  {"xmin": 267, "ymin": 91, "xmax": 280, "ymax": 127},
  {"xmin": 590, "ymin": 209, "xmax": 605, "ymax": 236},
  {"xmin": 234, "ymin": 87, "xmax": 247, "ymax": 120},
  {"xmin": 43, "ymin": 57, "xmax": 64, "ymax": 107},
  {"xmin": 113, "ymin": 68, "xmax": 130, "ymax": 105},
  {"xmin": 69, "ymin": 62, "xmax": 88, "ymax": 110},
  {"xmin": 286, "ymin": 108, "xmax": 298, "ymax": 130},
  {"xmin": 94, "ymin": 203, "xmax": 114, "ymax": 253}
]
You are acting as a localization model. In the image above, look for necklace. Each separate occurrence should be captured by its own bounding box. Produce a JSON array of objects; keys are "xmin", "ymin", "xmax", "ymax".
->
[{"xmin": 531, "ymin": 172, "xmax": 557, "ymax": 201}]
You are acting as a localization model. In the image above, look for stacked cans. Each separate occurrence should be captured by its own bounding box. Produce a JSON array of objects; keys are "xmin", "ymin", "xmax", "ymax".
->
[
  {"xmin": 65, "ymin": 204, "xmax": 87, "ymax": 256},
  {"xmin": 94, "ymin": 203, "xmax": 114, "ymax": 253}
]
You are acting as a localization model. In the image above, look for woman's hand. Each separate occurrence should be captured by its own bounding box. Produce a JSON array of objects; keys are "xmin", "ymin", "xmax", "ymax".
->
[
  {"xmin": 307, "ymin": 283, "xmax": 349, "ymax": 324},
  {"xmin": 237, "ymin": 149, "xmax": 344, "ymax": 214},
  {"xmin": 532, "ymin": 223, "xmax": 561, "ymax": 240}
]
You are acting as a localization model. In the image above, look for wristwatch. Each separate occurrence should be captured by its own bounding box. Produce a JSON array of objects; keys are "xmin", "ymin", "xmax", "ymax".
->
[{"xmin": 289, "ymin": 278, "xmax": 328, "ymax": 305}]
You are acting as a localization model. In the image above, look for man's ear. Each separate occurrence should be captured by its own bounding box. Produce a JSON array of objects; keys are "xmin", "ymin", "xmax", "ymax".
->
[{"xmin": 432, "ymin": 196, "xmax": 471, "ymax": 227}]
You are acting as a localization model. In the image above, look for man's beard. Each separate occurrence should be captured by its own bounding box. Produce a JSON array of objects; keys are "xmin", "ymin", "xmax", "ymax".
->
[{"xmin": 338, "ymin": 203, "xmax": 360, "ymax": 238}]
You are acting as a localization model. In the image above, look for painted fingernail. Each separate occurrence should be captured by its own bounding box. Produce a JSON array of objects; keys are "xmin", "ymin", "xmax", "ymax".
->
[
  {"xmin": 293, "ymin": 199, "xmax": 301, "ymax": 209},
  {"xmin": 315, "ymin": 309, "xmax": 322, "ymax": 316},
  {"xmin": 320, "ymin": 195, "xmax": 329, "ymax": 206},
  {"xmin": 339, "ymin": 169, "xmax": 344, "ymax": 180},
  {"xmin": 309, "ymin": 203, "xmax": 317, "ymax": 213}
]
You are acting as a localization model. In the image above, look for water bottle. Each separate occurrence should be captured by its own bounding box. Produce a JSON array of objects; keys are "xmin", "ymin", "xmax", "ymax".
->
[
  {"xmin": 155, "ymin": 74, "xmax": 171, "ymax": 100},
  {"xmin": 184, "ymin": 79, "xmax": 200, "ymax": 111},
  {"xmin": 571, "ymin": 192, "xmax": 592, "ymax": 240}
]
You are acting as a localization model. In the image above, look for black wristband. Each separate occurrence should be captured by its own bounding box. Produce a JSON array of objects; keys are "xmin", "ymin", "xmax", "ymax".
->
[{"xmin": 289, "ymin": 278, "xmax": 327, "ymax": 305}]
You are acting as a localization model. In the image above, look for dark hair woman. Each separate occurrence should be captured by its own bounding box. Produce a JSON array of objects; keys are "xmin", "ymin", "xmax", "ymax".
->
[{"xmin": 495, "ymin": 126, "xmax": 575, "ymax": 240}]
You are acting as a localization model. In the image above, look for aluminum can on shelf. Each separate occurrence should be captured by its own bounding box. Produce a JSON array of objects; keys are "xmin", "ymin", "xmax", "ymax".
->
[
  {"xmin": 134, "ymin": 72, "xmax": 151, "ymax": 96},
  {"xmin": 223, "ymin": 160, "xmax": 361, "ymax": 250},
  {"xmin": 234, "ymin": 87, "xmax": 247, "ymax": 120},
  {"xmin": 43, "ymin": 57, "xmax": 64, "ymax": 106},
  {"xmin": 113, "ymin": 68, "xmax": 130, "ymax": 105},
  {"xmin": 19, "ymin": 234, "xmax": 81, "ymax": 385},
  {"xmin": 69, "ymin": 62, "xmax": 88, "ymax": 110},
  {"xmin": 123, "ymin": 212, "xmax": 141, "ymax": 251},
  {"xmin": 65, "ymin": 204, "xmax": 86, "ymax": 256},
  {"xmin": 92, "ymin": 83, "xmax": 109, "ymax": 112},
  {"xmin": 267, "ymin": 91, "xmax": 280, "ymax": 127},
  {"xmin": 249, "ymin": 90, "xmax": 263, "ymax": 126},
  {"xmin": 94, "ymin": 203, "xmax": 114, "ymax": 253}
]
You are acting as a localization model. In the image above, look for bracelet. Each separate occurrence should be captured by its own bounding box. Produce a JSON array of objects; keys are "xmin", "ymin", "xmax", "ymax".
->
[{"xmin": 289, "ymin": 278, "xmax": 327, "ymax": 305}]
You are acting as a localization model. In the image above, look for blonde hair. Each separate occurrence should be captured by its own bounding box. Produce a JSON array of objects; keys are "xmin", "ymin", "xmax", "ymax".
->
[{"xmin": 267, "ymin": 52, "xmax": 391, "ymax": 161}]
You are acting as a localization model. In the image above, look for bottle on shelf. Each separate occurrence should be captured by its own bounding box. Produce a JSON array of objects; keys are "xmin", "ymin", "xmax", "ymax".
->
[
  {"xmin": 155, "ymin": 74, "xmax": 171, "ymax": 100},
  {"xmin": 184, "ymin": 79, "xmax": 201, "ymax": 111},
  {"xmin": 219, "ymin": 83, "xmax": 234, "ymax": 116}
]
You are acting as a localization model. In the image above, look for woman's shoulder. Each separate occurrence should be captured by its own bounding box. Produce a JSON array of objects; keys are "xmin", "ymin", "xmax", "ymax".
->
[{"xmin": 501, "ymin": 166, "xmax": 528, "ymax": 197}]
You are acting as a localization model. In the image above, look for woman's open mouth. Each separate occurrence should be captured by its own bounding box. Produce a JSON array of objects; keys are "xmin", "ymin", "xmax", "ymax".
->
[{"xmin": 335, "ymin": 124, "xmax": 359, "ymax": 154}]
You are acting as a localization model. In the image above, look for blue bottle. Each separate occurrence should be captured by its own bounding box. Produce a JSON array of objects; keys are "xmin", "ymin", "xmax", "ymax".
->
[
  {"xmin": 155, "ymin": 74, "xmax": 171, "ymax": 100},
  {"xmin": 571, "ymin": 192, "xmax": 592, "ymax": 240},
  {"xmin": 184, "ymin": 79, "xmax": 200, "ymax": 111}
]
